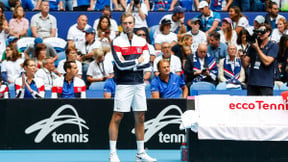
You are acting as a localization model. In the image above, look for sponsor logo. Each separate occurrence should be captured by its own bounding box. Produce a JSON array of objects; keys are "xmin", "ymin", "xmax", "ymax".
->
[
  {"xmin": 131, "ymin": 105, "xmax": 183, "ymax": 143},
  {"xmin": 25, "ymin": 104, "xmax": 89, "ymax": 143},
  {"xmin": 229, "ymin": 100, "xmax": 288, "ymax": 110}
]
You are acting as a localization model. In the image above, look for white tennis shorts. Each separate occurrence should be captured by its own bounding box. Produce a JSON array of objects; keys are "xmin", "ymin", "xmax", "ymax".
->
[{"xmin": 114, "ymin": 84, "xmax": 147, "ymax": 112}]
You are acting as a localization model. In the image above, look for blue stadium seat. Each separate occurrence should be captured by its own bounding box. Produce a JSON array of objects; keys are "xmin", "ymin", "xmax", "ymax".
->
[
  {"xmin": 17, "ymin": 37, "xmax": 35, "ymax": 53},
  {"xmin": 190, "ymin": 82, "xmax": 216, "ymax": 96},
  {"xmin": 54, "ymin": 51, "xmax": 66, "ymax": 68},
  {"xmin": 274, "ymin": 84, "xmax": 280, "ymax": 90},
  {"xmin": 216, "ymin": 82, "xmax": 242, "ymax": 90},
  {"xmin": 88, "ymin": 82, "xmax": 106, "ymax": 98},
  {"xmin": 280, "ymin": 83, "xmax": 288, "ymax": 90},
  {"xmin": 216, "ymin": 82, "xmax": 227, "ymax": 90},
  {"xmin": 43, "ymin": 37, "xmax": 67, "ymax": 53},
  {"xmin": 149, "ymin": 25, "xmax": 159, "ymax": 45}
]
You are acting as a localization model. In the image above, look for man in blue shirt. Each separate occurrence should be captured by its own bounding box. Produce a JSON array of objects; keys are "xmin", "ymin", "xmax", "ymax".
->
[
  {"xmin": 51, "ymin": 61, "xmax": 86, "ymax": 98},
  {"xmin": 103, "ymin": 77, "xmax": 116, "ymax": 98},
  {"xmin": 188, "ymin": 1, "xmax": 221, "ymax": 36},
  {"xmin": 207, "ymin": 31, "xmax": 228, "ymax": 64},
  {"xmin": 240, "ymin": 24, "xmax": 278, "ymax": 96},
  {"xmin": 151, "ymin": 59, "xmax": 188, "ymax": 98}
]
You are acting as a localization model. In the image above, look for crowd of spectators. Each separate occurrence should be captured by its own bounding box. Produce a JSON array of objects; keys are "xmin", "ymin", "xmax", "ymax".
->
[{"xmin": 0, "ymin": 0, "xmax": 287, "ymax": 99}]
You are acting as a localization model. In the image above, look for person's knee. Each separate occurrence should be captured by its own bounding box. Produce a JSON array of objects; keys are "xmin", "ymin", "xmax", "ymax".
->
[
  {"xmin": 135, "ymin": 112, "xmax": 145, "ymax": 123},
  {"xmin": 112, "ymin": 112, "xmax": 124, "ymax": 123}
]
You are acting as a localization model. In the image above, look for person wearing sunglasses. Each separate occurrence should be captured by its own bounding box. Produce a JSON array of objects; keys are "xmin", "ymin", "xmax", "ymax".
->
[{"xmin": 240, "ymin": 24, "xmax": 278, "ymax": 96}]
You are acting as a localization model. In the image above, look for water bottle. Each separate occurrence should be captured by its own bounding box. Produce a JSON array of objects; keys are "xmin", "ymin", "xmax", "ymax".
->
[{"xmin": 180, "ymin": 142, "xmax": 188, "ymax": 162}]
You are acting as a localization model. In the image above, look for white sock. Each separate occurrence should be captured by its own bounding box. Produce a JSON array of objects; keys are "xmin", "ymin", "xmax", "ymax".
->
[
  {"xmin": 137, "ymin": 140, "xmax": 145, "ymax": 153},
  {"xmin": 109, "ymin": 140, "xmax": 117, "ymax": 154}
]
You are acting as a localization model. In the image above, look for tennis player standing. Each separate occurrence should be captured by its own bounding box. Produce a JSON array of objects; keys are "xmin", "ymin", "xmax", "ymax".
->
[{"xmin": 108, "ymin": 12, "xmax": 157, "ymax": 162}]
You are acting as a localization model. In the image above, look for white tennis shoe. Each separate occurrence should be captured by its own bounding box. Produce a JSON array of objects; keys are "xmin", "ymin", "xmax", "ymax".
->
[
  {"xmin": 136, "ymin": 152, "xmax": 157, "ymax": 162},
  {"xmin": 109, "ymin": 152, "xmax": 120, "ymax": 162}
]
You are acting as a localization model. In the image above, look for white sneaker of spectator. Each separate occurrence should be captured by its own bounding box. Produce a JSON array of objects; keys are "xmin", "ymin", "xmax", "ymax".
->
[
  {"xmin": 109, "ymin": 152, "xmax": 120, "ymax": 162},
  {"xmin": 136, "ymin": 151, "xmax": 157, "ymax": 162}
]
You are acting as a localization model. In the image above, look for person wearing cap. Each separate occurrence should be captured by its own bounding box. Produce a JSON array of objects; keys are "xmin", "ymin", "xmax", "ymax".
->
[
  {"xmin": 195, "ymin": 0, "xmax": 233, "ymax": 11},
  {"xmin": 218, "ymin": 17, "xmax": 237, "ymax": 46},
  {"xmin": 92, "ymin": 5, "xmax": 119, "ymax": 37},
  {"xmin": 24, "ymin": 37, "xmax": 58, "ymax": 61},
  {"xmin": 247, "ymin": 15, "xmax": 265, "ymax": 35},
  {"xmin": 189, "ymin": 0, "xmax": 221, "ymax": 36},
  {"xmin": 218, "ymin": 44, "xmax": 245, "ymax": 87},
  {"xmin": 186, "ymin": 17, "xmax": 207, "ymax": 54},
  {"xmin": 264, "ymin": 1, "xmax": 284, "ymax": 30},
  {"xmin": 30, "ymin": 0, "xmax": 57, "ymax": 39},
  {"xmin": 270, "ymin": 17, "xmax": 288, "ymax": 43},
  {"xmin": 240, "ymin": 24, "xmax": 278, "ymax": 96},
  {"xmin": 154, "ymin": 18, "xmax": 178, "ymax": 50},
  {"xmin": 151, "ymin": 59, "xmax": 188, "ymax": 98},
  {"xmin": 1, "ymin": 36, "xmax": 18, "ymax": 62},
  {"xmin": 81, "ymin": 27, "xmax": 101, "ymax": 82},
  {"xmin": 67, "ymin": 14, "xmax": 91, "ymax": 55},
  {"xmin": 158, "ymin": 6, "xmax": 186, "ymax": 33}
]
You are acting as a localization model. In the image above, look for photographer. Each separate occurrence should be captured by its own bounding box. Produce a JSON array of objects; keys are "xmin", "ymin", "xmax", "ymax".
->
[
  {"xmin": 240, "ymin": 24, "xmax": 278, "ymax": 96},
  {"xmin": 126, "ymin": 0, "xmax": 148, "ymax": 29}
]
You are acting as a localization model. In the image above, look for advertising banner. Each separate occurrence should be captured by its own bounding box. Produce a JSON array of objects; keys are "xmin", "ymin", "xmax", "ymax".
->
[
  {"xmin": 0, "ymin": 99, "xmax": 186, "ymax": 149},
  {"xmin": 195, "ymin": 95, "xmax": 288, "ymax": 141}
]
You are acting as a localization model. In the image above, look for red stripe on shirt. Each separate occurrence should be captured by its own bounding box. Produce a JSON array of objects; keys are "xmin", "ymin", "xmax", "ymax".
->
[
  {"xmin": 38, "ymin": 85, "xmax": 45, "ymax": 92},
  {"xmin": 74, "ymin": 86, "xmax": 85, "ymax": 93},
  {"xmin": 52, "ymin": 86, "xmax": 63, "ymax": 93},
  {"xmin": 15, "ymin": 84, "xmax": 21, "ymax": 90},
  {"xmin": 115, "ymin": 46, "xmax": 146, "ymax": 56}
]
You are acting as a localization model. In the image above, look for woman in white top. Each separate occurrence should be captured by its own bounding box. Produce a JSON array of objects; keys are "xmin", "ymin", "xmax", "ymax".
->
[
  {"xmin": 95, "ymin": 15, "xmax": 116, "ymax": 44},
  {"xmin": 229, "ymin": 6, "xmax": 250, "ymax": 34},
  {"xmin": 236, "ymin": 29, "xmax": 250, "ymax": 56},
  {"xmin": 271, "ymin": 17, "xmax": 288, "ymax": 43},
  {"xmin": 1, "ymin": 45, "xmax": 24, "ymax": 83},
  {"xmin": 218, "ymin": 17, "xmax": 237, "ymax": 46}
]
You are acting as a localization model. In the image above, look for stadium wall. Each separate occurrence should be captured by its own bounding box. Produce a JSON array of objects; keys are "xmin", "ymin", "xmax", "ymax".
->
[{"xmin": 4, "ymin": 11, "xmax": 283, "ymax": 39}]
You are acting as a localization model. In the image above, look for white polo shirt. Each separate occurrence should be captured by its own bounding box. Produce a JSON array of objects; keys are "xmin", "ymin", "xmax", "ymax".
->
[
  {"xmin": 154, "ymin": 32, "xmax": 178, "ymax": 45},
  {"xmin": 57, "ymin": 59, "xmax": 83, "ymax": 75},
  {"xmin": 67, "ymin": 23, "xmax": 91, "ymax": 54},
  {"xmin": 153, "ymin": 54, "xmax": 182, "ymax": 73}
]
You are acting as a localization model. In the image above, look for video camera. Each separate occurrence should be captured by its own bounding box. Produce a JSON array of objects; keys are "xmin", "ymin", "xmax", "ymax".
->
[{"xmin": 246, "ymin": 28, "xmax": 267, "ymax": 44}]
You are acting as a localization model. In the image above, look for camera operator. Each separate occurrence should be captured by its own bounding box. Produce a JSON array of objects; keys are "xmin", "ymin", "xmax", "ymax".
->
[
  {"xmin": 126, "ymin": 0, "xmax": 148, "ymax": 29},
  {"xmin": 240, "ymin": 24, "xmax": 278, "ymax": 96}
]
